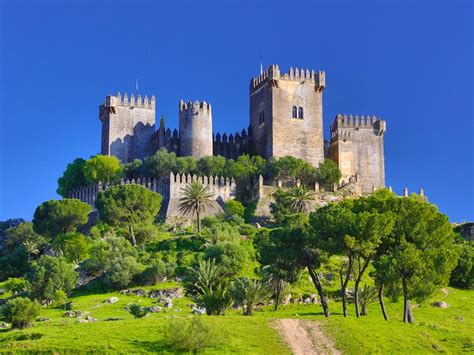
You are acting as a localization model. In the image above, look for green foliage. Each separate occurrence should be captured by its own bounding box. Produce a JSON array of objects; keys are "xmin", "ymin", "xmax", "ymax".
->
[
  {"xmin": 270, "ymin": 189, "xmax": 309, "ymax": 227},
  {"xmin": 200, "ymin": 222, "xmax": 241, "ymax": 244},
  {"xmin": 288, "ymin": 186, "xmax": 315, "ymax": 213},
  {"xmin": 224, "ymin": 200, "xmax": 245, "ymax": 219},
  {"xmin": 184, "ymin": 259, "xmax": 233, "ymax": 315},
  {"xmin": 174, "ymin": 156, "xmax": 198, "ymax": 175},
  {"xmin": 96, "ymin": 184, "xmax": 162, "ymax": 245},
  {"xmin": 178, "ymin": 181, "xmax": 214, "ymax": 232},
  {"xmin": 83, "ymin": 155, "xmax": 123, "ymax": 183},
  {"xmin": 0, "ymin": 246, "xmax": 30, "ymax": 281},
  {"xmin": 197, "ymin": 155, "xmax": 226, "ymax": 176},
  {"xmin": 52, "ymin": 290, "xmax": 68, "ymax": 308},
  {"xmin": 144, "ymin": 148, "xmax": 177, "ymax": 178},
  {"xmin": 267, "ymin": 156, "xmax": 317, "ymax": 186},
  {"xmin": 105, "ymin": 256, "xmax": 140, "ymax": 290},
  {"xmin": 0, "ymin": 277, "xmax": 28, "ymax": 295},
  {"xmin": 225, "ymin": 154, "xmax": 266, "ymax": 180},
  {"xmin": 1, "ymin": 297, "xmax": 40, "ymax": 329},
  {"xmin": 0, "ymin": 222, "xmax": 46, "ymax": 260},
  {"xmin": 204, "ymin": 241, "xmax": 248, "ymax": 277},
  {"xmin": 316, "ymin": 159, "xmax": 342, "ymax": 188},
  {"xmin": 164, "ymin": 317, "xmax": 227, "ymax": 353},
  {"xmin": 232, "ymin": 277, "xmax": 270, "ymax": 315},
  {"xmin": 244, "ymin": 201, "xmax": 257, "ymax": 224},
  {"xmin": 32, "ymin": 199, "xmax": 92, "ymax": 239},
  {"xmin": 27, "ymin": 255, "xmax": 78, "ymax": 301},
  {"xmin": 450, "ymin": 242, "xmax": 473, "ymax": 289},
  {"xmin": 123, "ymin": 159, "xmax": 144, "ymax": 180},
  {"xmin": 139, "ymin": 260, "xmax": 173, "ymax": 285},
  {"xmin": 53, "ymin": 232, "xmax": 91, "ymax": 264},
  {"xmin": 127, "ymin": 304, "xmax": 149, "ymax": 318},
  {"xmin": 57, "ymin": 158, "xmax": 89, "ymax": 197}
]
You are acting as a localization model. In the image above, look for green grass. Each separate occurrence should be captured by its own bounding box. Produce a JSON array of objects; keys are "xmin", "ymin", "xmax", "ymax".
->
[{"xmin": 0, "ymin": 285, "xmax": 472, "ymax": 354}]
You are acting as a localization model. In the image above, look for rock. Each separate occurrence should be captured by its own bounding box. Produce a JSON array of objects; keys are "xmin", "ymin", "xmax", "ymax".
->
[
  {"xmin": 0, "ymin": 322, "xmax": 9, "ymax": 329},
  {"xmin": 84, "ymin": 315, "xmax": 97, "ymax": 322},
  {"xmin": 104, "ymin": 297, "xmax": 119, "ymax": 304},
  {"xmin": 163, "ymin": 302, "xmax": 173, "ymax": 308},
  {"xmin": 455, "ymin": 316, "xmax": 464, "ymax": 322},
  {"xmin": 433, "ymin": 301, "xmax": 449, "ymax": 309},
  {"xmin": 0, "ymin": 288, "xmax": 5, "ymax": 295},
  {"xmin": 63, "ymin": 311, "xmax": 78, "ymax": 318},
  {"xmin": 174, "ymin": 308, "xmax": 182, "ymax": 312},
  {"xmin": 282, "ymin": 294, "xmax": 292, "ymax": 305},
  {"xmin": 36, "ymin": 317, "xmax": 49, "ymax": 322},
  {"xmin": 145, "ymin": 306, "xmax": 162, "ymax": 313},
  {"xmin": 192, "ymin": 306, "xmax": 206, "ymax": 315}
]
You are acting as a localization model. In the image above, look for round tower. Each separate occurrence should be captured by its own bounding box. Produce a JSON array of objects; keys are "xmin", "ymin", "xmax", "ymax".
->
[{"xmin": 179, "ymin": 100, "xmax": 213, "ymax": 158}]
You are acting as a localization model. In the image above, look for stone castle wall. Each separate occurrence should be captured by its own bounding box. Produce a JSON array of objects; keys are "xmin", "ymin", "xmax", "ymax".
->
[
  {"xmin": 330, "ymin": 114, "xmax": 386, "ymax": 194},
  {"xmin": 178, "ymin": 100, "xmax": 213, "ymax": 159}
]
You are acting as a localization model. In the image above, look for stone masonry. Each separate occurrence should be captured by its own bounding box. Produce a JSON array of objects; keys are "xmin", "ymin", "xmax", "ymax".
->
[{"xmin": 98, "ymin": 64, "xmax": 387, "ymax": 194}]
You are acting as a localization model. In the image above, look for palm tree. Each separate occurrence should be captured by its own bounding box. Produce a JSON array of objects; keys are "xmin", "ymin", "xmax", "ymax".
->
[
  {"xmin": 178, "ymin": 181, "xmax": 214, "ymax": 232},
  {"xmin": 288, "ymin": 186, "xmax": 315, "ymax": 213},
  {"xmin": 22, "ymin": 241, "xmax": 39, "ymax": 261},
  {"xmin": 348, "ymin": 284, "xmax": 378, "ymax": 316},
  {"xmin": 232, "ymin": 278, "xmax": 271, "ymax": 315}
]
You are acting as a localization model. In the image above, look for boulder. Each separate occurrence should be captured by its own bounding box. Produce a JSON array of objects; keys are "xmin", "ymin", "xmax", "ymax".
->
[
  {"xmin": 104, "ymin": 297, "xmax": 119, "ymax": 304},
  {"xmin": 163, "ymin": 301, "xmax": 173, "ymax": 308},
  {"xmin": 433, "ymin": 301, "xmax": 449, "ymax": 309},
  {"xmin": 0, "ymin": 322, "xmax": 9, "ymax": 329},
  {"xmin": 145, "ymin": 306, "xmax": 162, "ymax": 313},
  {"xmin": 192, "ymin": 306, "xmax": 206, "ymax": 315}
]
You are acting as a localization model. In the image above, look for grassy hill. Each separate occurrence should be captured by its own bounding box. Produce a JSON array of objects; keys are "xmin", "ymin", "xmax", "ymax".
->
[{"xmin": 0, "ymin": 283, "xmax": 472, "ymax": 354}]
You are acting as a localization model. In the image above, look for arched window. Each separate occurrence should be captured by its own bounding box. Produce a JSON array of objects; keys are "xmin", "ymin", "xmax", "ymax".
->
[
  {"xmin": 292, "ymin": 106, "xmax": 297, "ymax": 118},
  {"xmin": 259, "ymin": 111, "xmax": 265, "ymax": 125},
  {"xmin": 298, "ymin": 107, "xmax": 304, "ymax": 119}
]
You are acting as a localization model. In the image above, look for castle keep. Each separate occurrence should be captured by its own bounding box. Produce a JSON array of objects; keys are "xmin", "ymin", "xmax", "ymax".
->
[{"xmin": 99, "ymin": 64, "xmax": 387, "ymax": 194}]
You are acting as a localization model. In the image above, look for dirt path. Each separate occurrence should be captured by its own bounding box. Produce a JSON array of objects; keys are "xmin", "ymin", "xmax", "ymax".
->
[{"xmin": 275, "ymin": 319, "xmax": 341, "ymax": 355}]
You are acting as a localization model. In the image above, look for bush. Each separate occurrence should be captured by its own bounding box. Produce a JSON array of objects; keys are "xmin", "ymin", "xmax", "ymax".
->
[
  {"xmin": 244, "ymin": 202, "xmax": 257, "ymax": 224},
  {"xmin": 1, "ymin": 297, "xmax": 40, "ymax": 329},
  {"xmin": 140, "ymin": 260, "xmax": 170, "ymax": 285},
  {"xmin": 28, "ymin": 256, "xmax": 78, "ymax": 301},
  {"xmin": 316, "ymin": 158, "xmax": 341, "ymax": 189},
  {"xmin": 204, "ymin": 241, "xmax": 248, "ymax": 277},
  {"xmin": 127, "ymin": 304, "xmax": 148, "ymax": 318},
  {"xmin": 450, "ymin": 242, "xmax": 473, "ymax": 289},
  {"xmin": 164, "ymin": 317, "xmax": 226, "ymax": 352},
  {"xmin": 232, "ymin": 278, "xmax": 270, "ymax": 315},
  {"xmin": 53, "ymin": 232, "xmax": 91, "ymax": 264},
  {"xmin": 1, "ymin": 277, "xmax": 28, "ymax": 295},
  {"xmin": 224, "ymin": 200, "xmax": 245, "ymax": 219},
  {"xmin": 105, "ymin": 256, "xmax": 140, "ymax": 290}
]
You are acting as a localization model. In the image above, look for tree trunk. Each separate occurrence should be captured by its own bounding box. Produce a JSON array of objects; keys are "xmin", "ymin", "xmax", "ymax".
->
[
  {"xmin": 339, "ymin": 258, "xmax": 353, "ymax": 318},
  {"xmin": 378, "ymin": 283, "xmax": 389, "ymax": 321},
  {"xmin": 274, "ymin": 281, "xmax": 281, "ymax": 311},
  {"xmin": 361, "ymin": 304, "xmax": 368, "ymax": 316},
  {"xmin": 354, "ymin": 258, "xmax": 370, "ymax": 318},
  {"xmin": 402, "ymin": 278, "xmax": 415, "ymax": 323},
  {"xmin": 129, "ymin": 223, "xmax": 137, "ymax": 246},
  {"xmin": 307, "ymin": 265, "xmax": 330, "ymax": 318},
  {"xmin": 196, "ymin": 209, "xmax": 201, "ymax": 233}
]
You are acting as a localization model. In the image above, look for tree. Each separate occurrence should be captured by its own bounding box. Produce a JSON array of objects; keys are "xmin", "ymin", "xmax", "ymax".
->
[
  {"xmin": 232, "ymin": 278, "xmax": 270, "ymax": 315},
  {"xmin": 267, "ymin": 156, "xmax": 317, "ymax": 186},
  {"xmin": 261, "ymin": 265, "xmax": 290, "ymax": 311},
  {"xmin": 288, "ymin": 186, "xmax": 315, "ymax": 213},
  {"xmin": 204, "ymin": 241, "xmax": 248, "ymax": 277},
  {"xmin": 105, "ymin": 256, "xmax": 140, "ymax": 289},
  {"xmin": 449, "ymin": 242, "xmax": 473, "ymax": 289},
  {"xmin": 178, "ymin": 181, "xmax": 214, "ymax": 232},
  {"xmin": 53, "ymin": 232, "xmax": 91, "ymax": 264},
  {"xmin": 57, "ymin": 158, "xmax": 88, "ymax": 197},
  {"xmin": 175, "ymin": 156, "xmax": 198, "ymax": 175},
  {"xmin": 33, "ymin": 199, "xmax": 92, "ymax": 239},
  {"xmin": 316, "ymin": 159, "xmax": 341, "ymax": 189},
  {"xmin": 255, "ymin": 226, "xmax": 330, "ymax": 317},
  {"xmin": 374, "ymin": 195, "xmax": 459, "ymax": 323},
  {"xmin": 224, "ymin": 200, "xmax": 245, "ymax": 219},
  {"xmin": 349, "ymin": 285, "xmax": 378, "ymax": 316},
  {"xmin": 83, "ymin": 155, "xmax": 123, "ymax": 183},
  {"xmin": 0, "ymin": 277, "xmax": 28, "ymax": 295},
  {"xmin": 144, "ymin": 148, "xmax": 177, "ymax": 178},
  {"xmin": 184, "ymin": 259, "xmax": 233, "ymax": 315},
  {"xmin": 28, "ymin": 255, "xmax": 78, "ymax": 301},
  {"xmin": 95, "ymin": 184, "xmax": 162, "ymax": 246},
  {"xmin": 197, "ymin": 155, "xmax": 226, "ymax": 177},
  {"xmin": 1, "ymin": 222, "xmax": 46, "ymax": 257},
  {"xmin": 1, "ymin": 297, "xmax": 40, "ymax": 329},
  {"xmin": 123, "ymin": 159, "xmax": 144, "ymax": 180}
]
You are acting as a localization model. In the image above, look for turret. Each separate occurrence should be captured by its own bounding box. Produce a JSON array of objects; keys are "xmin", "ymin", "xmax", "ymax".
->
[{"xmin": 179, "ymin": 100, "xmax": 213, "ymax": 158}]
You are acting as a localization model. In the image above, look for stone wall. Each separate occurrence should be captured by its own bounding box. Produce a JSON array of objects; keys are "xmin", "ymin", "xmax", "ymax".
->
[
  {"xmin": 330, "ymin": 114, "xmax": 386, "ymax": 194},
  {"xmin": 99, "ymin": 93, "xmax": 156, "ymax": 163},
  {"xmin": 213, "ymin": 128, "xmax": 250, "ymax": 159}
]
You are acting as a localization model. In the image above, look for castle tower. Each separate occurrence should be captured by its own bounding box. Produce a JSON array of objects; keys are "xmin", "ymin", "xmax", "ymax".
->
[
  {"xmin": 99, "ymin": 93, "xmax": 156, "ymax": 163},
  {"xmin": 179, "ymin": 100, "xmax": 213, "ymax": 158},
  {"xmin": 329, "ymin": 114, "xmax": 386, "ymax": 194},
  {"xmin": 249, "ymin": 64, "xmax": 326, "ymax": 167}
]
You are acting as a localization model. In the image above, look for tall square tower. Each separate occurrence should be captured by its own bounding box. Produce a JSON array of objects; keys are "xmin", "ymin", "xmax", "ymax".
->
[{"xmin": 249, "ymin": 64, "xmax": 326, "ymax": 167}]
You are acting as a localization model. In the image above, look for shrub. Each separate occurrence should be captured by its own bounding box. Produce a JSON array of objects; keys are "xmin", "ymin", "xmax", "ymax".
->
[
  {"xmin": 105, "ymin": 256, "xmax": 140, "ymax": 290},
  {"xmin": 224, "ymin": 200, "xmax": 245, "ymax": 219},
  {"xmin": 203, "ymin": 241, "xmax": 248, "ymax": 277},
  {"xmin": 316, "ymin": 158, "xmax": 341, "ymax": 189},
  {"xmin": 140, "ymin": 260, "xmax": 168, "ymax": 285},
  {"xmin": 232, "ymin": 278, "xmax": 270, "ymax": 315},
  {"xmin": 164, "ymin": 317, "xmax": 226, "ymax": 352},
  {"xmin": 1, "ymin": 297, "xmax": 40, "ymax": 329},
  {"xmin": 53, "ymin": 232, "xmax": 91, "ymax": 264},
  {"xmin": 28, "ymin": 256, "xmax": 78, "ymax": 301},
  {"xmin": 1, "ymin": 277, "xmax": 28, "ymax": 295},
  {"xmin": 127, "ymin": 304, "xmax": 148, "ymax": 318},
  {"xmin": 244, "ymin": 202, "xmax": 257, "ymax": 224},
  {"xmin": 450, "ymin": 242, "xmax": 473, "ymax": 289}
]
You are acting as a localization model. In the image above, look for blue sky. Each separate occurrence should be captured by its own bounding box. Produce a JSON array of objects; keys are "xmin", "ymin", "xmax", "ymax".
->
[{"xmin": 0, "ymin": 0, "xmax": 472, "ymax": 222}]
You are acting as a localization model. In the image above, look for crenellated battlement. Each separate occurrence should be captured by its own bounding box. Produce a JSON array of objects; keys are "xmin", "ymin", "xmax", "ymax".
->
[
  {"xmin": 250, "ymin": 64, "xmax": 325, "ymax": 92},
  {"xmin": 213, "ymin": 127, "xmax": 250, "ymax": 159},
  {"xmin": 104, "ymin": 92, "xmax": 156, "ymax": 110},
  {"xmin": 179, "ymin": 100, "xmax": 212, "ymax": 113},
  {"xmin": 330, "ymin": 113, "xmax": 386, "ymax": 139}
]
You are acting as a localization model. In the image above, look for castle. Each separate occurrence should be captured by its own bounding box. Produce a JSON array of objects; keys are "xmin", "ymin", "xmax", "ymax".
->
[{"xmin": 99, "ymin": 64, "xmax": 386, "ymax": 195}]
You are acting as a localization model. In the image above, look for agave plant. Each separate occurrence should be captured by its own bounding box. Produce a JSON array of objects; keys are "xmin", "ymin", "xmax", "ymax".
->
[
  {"xmin": 288, "ymin": 186, "xmax": 315, "ymax": 213},
  {"xmin": 232, "ymin": 278, "xmax": 271, "ymax": 315},
  {"xmin": 348, "ymin": 284, "xmax": 378, "ymax": 316}
]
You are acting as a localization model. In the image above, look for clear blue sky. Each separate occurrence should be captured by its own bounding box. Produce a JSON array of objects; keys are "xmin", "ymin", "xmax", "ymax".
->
[{"xmin": 0, "ymin": 0, "xmax": 472, "ymax": 222}]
